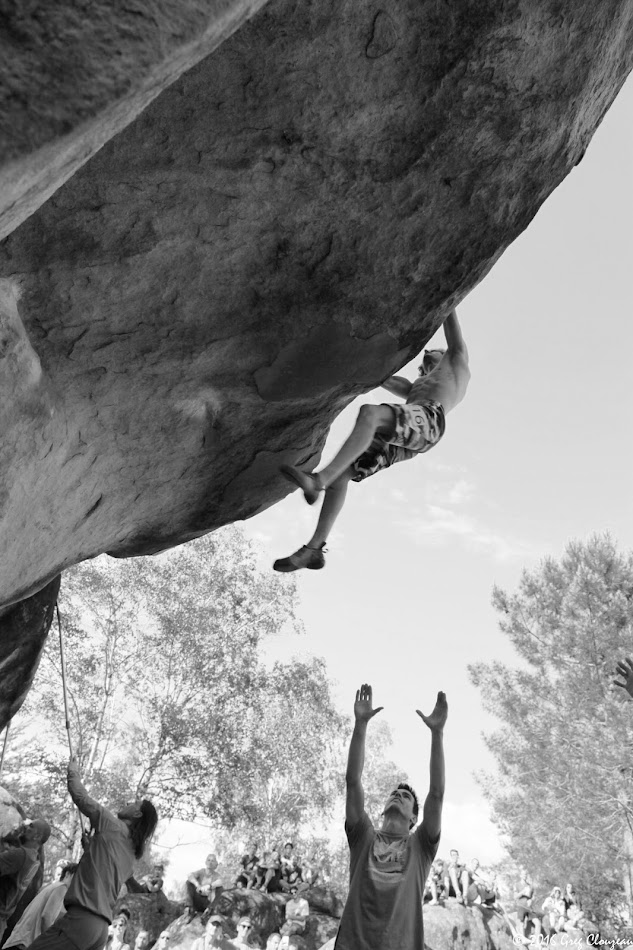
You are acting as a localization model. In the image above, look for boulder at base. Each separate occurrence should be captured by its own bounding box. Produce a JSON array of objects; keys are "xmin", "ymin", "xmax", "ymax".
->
[{"xmin": 424, "ymin": 901, "xmax": 516, "ymax": 950}]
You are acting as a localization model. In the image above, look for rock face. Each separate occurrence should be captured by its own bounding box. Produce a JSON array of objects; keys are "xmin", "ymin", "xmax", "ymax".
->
[
  {"xmin": 0, "ymin": 0, "xmax": 270, "ymax": 240},
  {"xmin": 424, "ymin": 902, "xmax": 515, "ymax": 950},
  {"xmin": 0, "ymin": 0, "xmax": 632, "ymax": 701},
  {"xmin": 0, "ymin": 576, "xmax": 60, "ymax": 729}
]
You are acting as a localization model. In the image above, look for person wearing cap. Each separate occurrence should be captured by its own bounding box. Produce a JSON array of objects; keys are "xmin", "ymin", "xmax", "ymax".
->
[
  {"xmin": 191, "ymin": 915, "xmax": 234, "ymax": 949},
  {"xmin": 4, "ymin": 861, "xmax": 78, "ymax": 949},
  {"xmin": 231, "ymin": 916, "xmax": 254, "ymax": 948},
  {"xmin": 29, "ymin": 755, "xmax": 158, "ymax": 950},
  {"xmin": 0, "ymin": 817, "xmax": 51, "ymax": 941}
]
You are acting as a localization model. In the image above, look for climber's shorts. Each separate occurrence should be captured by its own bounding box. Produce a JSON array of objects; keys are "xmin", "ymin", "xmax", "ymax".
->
[{"xmin": 351, "ymin": 402, "xmax": 445, "ymax": 483}]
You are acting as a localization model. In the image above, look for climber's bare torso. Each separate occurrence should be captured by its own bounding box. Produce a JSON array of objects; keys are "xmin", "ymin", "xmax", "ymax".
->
[{"xmin": 404, "ymin": 349, "xmax": 470, "ymax": 415}]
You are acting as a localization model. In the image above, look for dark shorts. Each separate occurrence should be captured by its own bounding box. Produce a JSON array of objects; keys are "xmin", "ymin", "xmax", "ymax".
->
[{"xmin": 351, "ymin": 401, "xmax": 446, "ymax": 482}]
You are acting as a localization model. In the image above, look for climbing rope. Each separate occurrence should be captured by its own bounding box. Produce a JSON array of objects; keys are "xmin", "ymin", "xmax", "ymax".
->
[
  {"xmin": 56, "ymin": 602, "xmax": 86, "ymax": 838},
  {"xmin": 0, "ymin": 722, "xmax": 10, "ymax": 782}
]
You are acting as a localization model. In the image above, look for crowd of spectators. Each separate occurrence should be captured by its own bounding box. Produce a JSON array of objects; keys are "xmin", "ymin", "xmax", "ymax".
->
[
  {"xmin": 514, "ymin": 877, "xmax": 593, "ymax": 943},
  {"xmin": 233, "ymin": 843, "xmax": 321, "ymax": 897},
  {"xmin": 423, "ymin": 850, "xmax": 498, "ymax": 907},
  {"xmin": 0, "ymin": 817, "xmax": 597, "ymax": 950}
]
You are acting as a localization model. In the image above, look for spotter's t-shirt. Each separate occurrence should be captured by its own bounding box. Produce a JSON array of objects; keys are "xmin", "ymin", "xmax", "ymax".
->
[{"xmin": 334, "ymin": 811, "xmax": 439, "ymax": 950}]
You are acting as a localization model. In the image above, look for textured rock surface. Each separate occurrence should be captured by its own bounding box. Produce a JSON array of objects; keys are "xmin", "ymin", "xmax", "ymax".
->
[
  {"xmin": 0, "ymin": 576, "xmax": 60, "ymax": 729},
  {"xmin": 0, "ymin": 1, "xmax": 632, "ymax": 631},
  {"xmin": 424, "ymin": 902, "xmax": 515, "ymax": 950},
  {"xmin": 0, "ymin": 0, "xmax": 270, "ymax": 240}
]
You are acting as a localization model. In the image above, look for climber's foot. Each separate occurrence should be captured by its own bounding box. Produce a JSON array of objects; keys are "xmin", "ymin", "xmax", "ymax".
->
[
  {"xmin": 273, "ymin": 544, "xmax": 326, "ymax": 573},
  {"xmin": 280, "ymin": 465, "xmax": 323, "ymax": 505}
]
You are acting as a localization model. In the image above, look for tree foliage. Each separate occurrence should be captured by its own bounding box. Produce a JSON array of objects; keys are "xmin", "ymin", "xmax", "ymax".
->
[
  {"xmin": 469, "ymin": 535, "xmax": 633, "ymax": 930},
  {"xmin": 3, "ymin": 527, "xmax": 349, "ymax": 858}
]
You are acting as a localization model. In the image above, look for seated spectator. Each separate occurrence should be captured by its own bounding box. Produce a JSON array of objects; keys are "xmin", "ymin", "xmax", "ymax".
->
[
  {"xmin": 298, "ymin": 854, "xmax": 321, "ymax": 889},
  {"xmin": 444, "ymin": 850, "xmax": 465, "ymax": 901},
  {"xmin": 106, "ymin": 909, "xmax": 132, "ymax": 950},
  {"xmin": 515, "ymin": 875, "xmax": 542, "ymax": 942},
  {"xmin": 563, "ymin": 883, "xmax": 586, "ymax": 932},
  {"xmin": 266, "ymin": 935, "xmax": 282, "ymax": 950},
  {"xmin": 186, "ymin": 854, "xmax": 223, "ymax": 920},
  {"xmin": 232, "ymin": 916, "xmax": 254, "ymax": 948},
  {"xmin": 255, "ymin": 848, "xmax": 281, "ymax": 893},
  {"xmin": 281, "ymin": 891, "xmax": 310, "ymax": 934},
  {"xmin": 154, "ymin": 931, "xmax": 171, "ymax": 950},
  {"xmin": 461, "ymin": 859, "xmax": 481, "ymax": 906},
  {"xmin": 235, "ymin": 845, "xmax": 259, "ymax": 889},
  {"xmin": 140, "ymin": 863, "xmax": 165, "ymax": 892},
  {"xmin": 542, "ymin": 887, "xmax": 566, "ymax": 934},
  {"xmin": 424, "ymin": 858, "xmax": 445, "ymax": 904},
  {"xmin": 279, "ymin": 844, "xmax": 302, "ymax": 893},
  {"xmin": 4, "ymin": 862, "xmax": 78, "ymax": 949},
  {"xmin": 133, "ymin": 931, "xmax": 150, "ymax": 950},
  {"xmin": 472, "ymin": 866, "xmax": 497, "ymax": 907},
  {"xmin": 191, "ymin": 915, "xmax": 235, "ymax": 949}
]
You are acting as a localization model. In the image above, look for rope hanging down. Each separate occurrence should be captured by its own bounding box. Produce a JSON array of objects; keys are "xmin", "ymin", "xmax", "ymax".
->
[
  {"xmin": 56, "ymin": 602, "xmax": 86, "ymax": 837},
  {"xmin": 0, "ymin": 722, "xmax": 10, "ymax": 782}
]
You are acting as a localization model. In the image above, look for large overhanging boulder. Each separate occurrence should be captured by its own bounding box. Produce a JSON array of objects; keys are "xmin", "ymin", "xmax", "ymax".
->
[
  {"xmin": 0, "ymin": 0, "xmax": 271, "ymax": 241},
  {"xmin": 0, "ymin": 0, "xmax": 632, "ymax": 716}
]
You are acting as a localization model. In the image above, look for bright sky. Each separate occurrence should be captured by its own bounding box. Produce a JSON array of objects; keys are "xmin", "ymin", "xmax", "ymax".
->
[
  {"xmin": 239, "ymin": 73, "xmax": 633, "ymax": 867},
  {"xmin": 160, "ymin": 74, "xmax": 633, "ymax": 885}
]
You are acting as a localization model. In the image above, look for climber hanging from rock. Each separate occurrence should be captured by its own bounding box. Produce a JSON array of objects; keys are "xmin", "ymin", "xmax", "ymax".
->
[{"xmin": 274, "ymin": 309, "xmax": 470, "ymax": 572}]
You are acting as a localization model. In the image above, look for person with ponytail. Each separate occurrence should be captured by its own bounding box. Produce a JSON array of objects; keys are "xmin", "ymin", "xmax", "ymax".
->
[{"xmin": 30, "ymin": 756, "xmax": 158, "ymax": 950}]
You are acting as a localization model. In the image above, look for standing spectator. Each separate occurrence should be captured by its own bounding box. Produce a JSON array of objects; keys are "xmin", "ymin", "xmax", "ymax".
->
[
  {"xmin": 133, "ymin": 931, "xmax": 150, "ymax": 950},
  {"xmin": 29, "ymin": 756, "xmax": 157, "ymax": 950},
  {"xmin": 185, "ymin": 855, "xmax": 223, "ymax": 920},
  {"xmin": 333, "ymin": 683, "xmax": 447, "ymax": 949},
  {"xmin": 265, "ymin": 936, "xmax": 282, "ymax": 950},
  {"xmin": 5, "ymin": 862, "xmax": 78, "ymax": 949},
  {"xmin": 0, "ymin": 819, "xmax": 51, "ymax": 942},
  {"xmin": 154, "ymin": 932, "xmax": 171, "ymax": 950}
]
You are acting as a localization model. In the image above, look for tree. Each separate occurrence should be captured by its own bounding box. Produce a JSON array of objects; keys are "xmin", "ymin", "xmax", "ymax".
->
[
  {"xmin": 469, "ymin": 534, "xmax": 633, "ymax": 931},
  {"xmin": 2, "ymin": 527, "xmax": 346, "ymax": 859}
]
